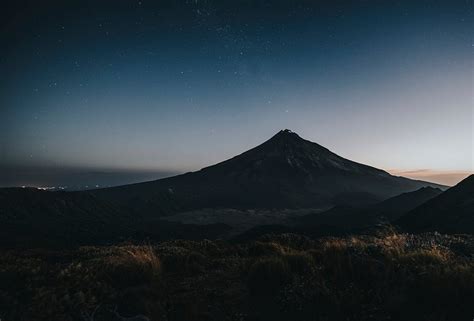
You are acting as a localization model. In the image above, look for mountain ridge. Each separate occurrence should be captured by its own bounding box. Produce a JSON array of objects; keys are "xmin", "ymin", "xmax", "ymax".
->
[
  {"xmin": 397, "ymin": 174, "xmax": 474, "ymax": 233},
  {"xmin": 92, "ymin": 129, "xmax": 445, "ymax": 215}
]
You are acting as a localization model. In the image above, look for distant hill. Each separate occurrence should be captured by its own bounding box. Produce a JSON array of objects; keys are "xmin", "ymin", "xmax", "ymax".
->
[
  {"xmin": 397, "ymin": 175, "xmax": 474, "ymax": 234},
  {"xmin": 297, "ymin": 186, "xmax": 442, "ymax": 229},
  {"xmin": 92, "ymin": 129, "xmax": 445, "ymax": 215},
  {"xmin": 0, "ymin": 188, "xmax": 230, "ymax": 248},
  {"xmin": 237, "ymin": 186, "xmax": 444, "ymax": 239},
  {"xmin": 0, "ymin": 188, "xmax": 129, "ymax": 247},
  {"xmin": 374, "ymin": 186, "xmax": 443, "ymax": 220}
]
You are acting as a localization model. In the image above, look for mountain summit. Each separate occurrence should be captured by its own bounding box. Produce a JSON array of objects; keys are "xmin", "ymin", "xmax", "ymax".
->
[
  {"xmin": 255, "ymin": 129, "xmax": 329, "ymax": 154},
  {"xmin": 93, "ymin": 130, "xmax": 445, "ymax": 215},
  {"xmin": 234, "ymin": 129, "xmax": 386, "ymax": 174}
]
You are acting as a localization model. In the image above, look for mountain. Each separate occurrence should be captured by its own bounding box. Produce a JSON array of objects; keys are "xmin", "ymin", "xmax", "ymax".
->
[
  {"xmin": 374, "ymin": 186, "xmax": 443, "ymax": 220},
  {"xmin": 0, "ymin": 188, "xmax": 129, "ymax": 247},
  {"xmin": 235, "ymin": 186, "xmax": 446, "ymax": 240},
  {"xmin": 292, "ymin": 186, "xmax": 443, "ymax": 234},
  {"xmin": 397, "ymin": 174, "xmax": 474, "ymax": 234},
  {"xmin": 93, "ymin": 129, "xmax": 445, "ymax": 215},
  {"xmin": 0, "ymin": 188, "xmax": 230, "ymax": 248}
]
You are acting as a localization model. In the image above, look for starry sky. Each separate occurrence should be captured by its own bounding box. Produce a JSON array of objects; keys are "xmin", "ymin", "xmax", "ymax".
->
[{"xmin": 1, "ymin": 0, "xmax": 472, "ymax": 188}]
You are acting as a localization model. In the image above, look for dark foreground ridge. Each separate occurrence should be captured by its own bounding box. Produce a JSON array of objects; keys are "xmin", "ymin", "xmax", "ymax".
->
[{"xmin": 2, "ymin": 232, "xmax": 473, "ymax": 321}]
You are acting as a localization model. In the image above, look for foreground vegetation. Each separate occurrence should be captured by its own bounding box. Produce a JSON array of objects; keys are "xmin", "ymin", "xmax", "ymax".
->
[{"xmin": 1, "ymin": 230, "xmax": 473, "ymax": 321}]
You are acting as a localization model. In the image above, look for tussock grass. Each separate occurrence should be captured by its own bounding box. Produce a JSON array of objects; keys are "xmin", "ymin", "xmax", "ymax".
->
[
  {"xmin": 102, "ymin": 245, "xmax": 162, "ymax": 289},
  {"xmin": 1, "ymin": 232, "xmax": 472, "ymax": 321},
  {"xmin": 247, "ymin": 256, "xmax": 292, "ymax": 295},
  {"xmin": 247, "ymin": 241, "xmax": 288, "ymax": 256}
]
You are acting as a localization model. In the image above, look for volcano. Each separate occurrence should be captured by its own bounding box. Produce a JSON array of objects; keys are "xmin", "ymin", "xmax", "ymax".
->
[{"xmin": 93, "ymin": 129, "xmax": 444, "ymax": 215}]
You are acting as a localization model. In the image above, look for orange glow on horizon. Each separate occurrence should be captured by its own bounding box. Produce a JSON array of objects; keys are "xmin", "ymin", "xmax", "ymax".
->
[{"xmin": 388, "ymin": 169, "xmax": 472, "ymax": 186}]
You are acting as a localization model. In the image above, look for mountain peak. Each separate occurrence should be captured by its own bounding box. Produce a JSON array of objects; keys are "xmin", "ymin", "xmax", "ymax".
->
[
  {"xmin": 269, "ymin": 129, "xmax": 304, "ymax": 143},
  {"xmin": 264, "ymin": 129, "xmax": 327, "ymax": 154},
  {"xmin": 275, "ymin": 128, "xmax": 298, "ymax": 137}
]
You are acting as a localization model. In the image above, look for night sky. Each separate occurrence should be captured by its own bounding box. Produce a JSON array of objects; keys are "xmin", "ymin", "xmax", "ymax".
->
[{"xmin": 1, "ymin": 0, "xmax": 472, "ymax": 188}]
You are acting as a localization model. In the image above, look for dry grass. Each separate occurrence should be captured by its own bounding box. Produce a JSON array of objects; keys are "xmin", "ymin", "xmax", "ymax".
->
[
  {"xmin": 247, "ymin": 256, "xmax": 291, "ymax": 296},
  {"xmin": 104, "ymin": 245, "xmax": 162, "ymax": 287},
  {"xmin": 247, "ymin": 241, "xmax": 289, "ymax": 256},
  {"xmin": 1, "ymin": 232, "xmax": 472, "ymax": 321},
  {"xmin": 399, "ymin": 246, "xmax": 450, "ymax": 265},
  {"xmin": 378, "ymin": 232, "xmax": 408, "ymax": 257}
]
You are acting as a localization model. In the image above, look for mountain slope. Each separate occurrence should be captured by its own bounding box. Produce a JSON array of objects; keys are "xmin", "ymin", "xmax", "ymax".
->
[
  {"xmin": 291, "ymin": 186, "xmax": 443, "ymax": 233},
  {"xmin": 0, "ymin": 188, "xmax": 130, "ymax": 247},
  {"xmin": 0, "ymin": 188, "xmax": 231, "ymax": 247},
  {"xmin": 397, "ymin": 175, "xmax": 474, "ymax": 233},
  {"xmin": 374, "ymin": 186, "xmax": 443, "ymax": 220},
  {"xmin": 93, "ymin": 129, "xmax": 445, "ymax": 215}
]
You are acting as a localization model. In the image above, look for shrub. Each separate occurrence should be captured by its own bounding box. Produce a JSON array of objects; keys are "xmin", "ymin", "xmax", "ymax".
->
[
  {"xmin": 377, "ymin": 232, "xmax": 408, "ymax": 258},
  {"xmin": 284, "ymin": 252, "xmax": 315, "ymax": 275},
  {"xmin": 398, "ymin": 246, "xmax": 450, "ymax": 266},
  {"xmin": 161, "ymin": 248, "xmax": 207, "ymax": 275},
  {"xmin": 104, "ymin": 245, "xmax": 162, "ymax": 288},
  {"xmin": 259, "ymin": 233, "xmax": 314, "ymax": 249},
  {"xmin": 387, "ymin": 262, "xmax": 474, "ymax": 321},
  {"xmin": 319, "ymin": 239, "xmax": 353, "ymax": 282},
  {"xmin": 247, "ymin": 257, "xmax": 293, "ymax": 296},
  {"xmin": 247, "ymin": 241, "xmax": 287, "ymax": 257}
]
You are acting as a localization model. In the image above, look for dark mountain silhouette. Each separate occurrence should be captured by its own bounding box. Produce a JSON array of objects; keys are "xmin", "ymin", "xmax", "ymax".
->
[
  {"xmin": 0, "ymin": 188, "xmax": 128, "ymax": 247},
  {"xmin": 397, "ymin": 174, "xmax": 474, "ymax": 233},
  {"xmin": 236, "ymin": 186, "xmax": 445, "ymax": 240},
  {"xmin": 93, "ymin": 129, "xmax": 445, "ymax": 215},
  {"xmin": 295, "ymin": 186, "xmax": 443, "ymax": 230},
  {"xmin": 374, "ymin": 186, "xmax": 443, "ymax": 220},
  {"xmin": 0, "ymin": 130, "xmax": 450, "ymax": 247},
  {"xmin": 0, "ymin": 188, "xmax": 230, "ymax": 248}
]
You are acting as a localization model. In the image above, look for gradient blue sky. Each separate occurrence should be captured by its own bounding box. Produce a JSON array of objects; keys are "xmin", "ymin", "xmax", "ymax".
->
[{"xmin": 1, "ymin": 0, "xmax": 472, "ymax": 187}]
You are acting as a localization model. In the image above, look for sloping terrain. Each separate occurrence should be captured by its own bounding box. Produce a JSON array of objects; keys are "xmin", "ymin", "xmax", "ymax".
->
[
  {"xmin": 374, "ymin": 186, "xmax": 443, "ymax": 219},
  {"xmin": 92, "ymin": 130, "xmax": 444, "ymax": 216},
  {"xmin": 235, "ymin": 186, "xmax": 444, "ymax": 239},
  {"xmin": 0, "ymin": 188, "xmax": 230, "ymax": 248},
  {"xmin": 0, "ymin": 188, "xmax": 129, "ymax": 247},
  {"xmin": 397, "ymin": 175, "xmax": 474, "ymax": 233},
  {"xmin": 298, "ymin": 186, "xmax": 442, "ymax": 228}
]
